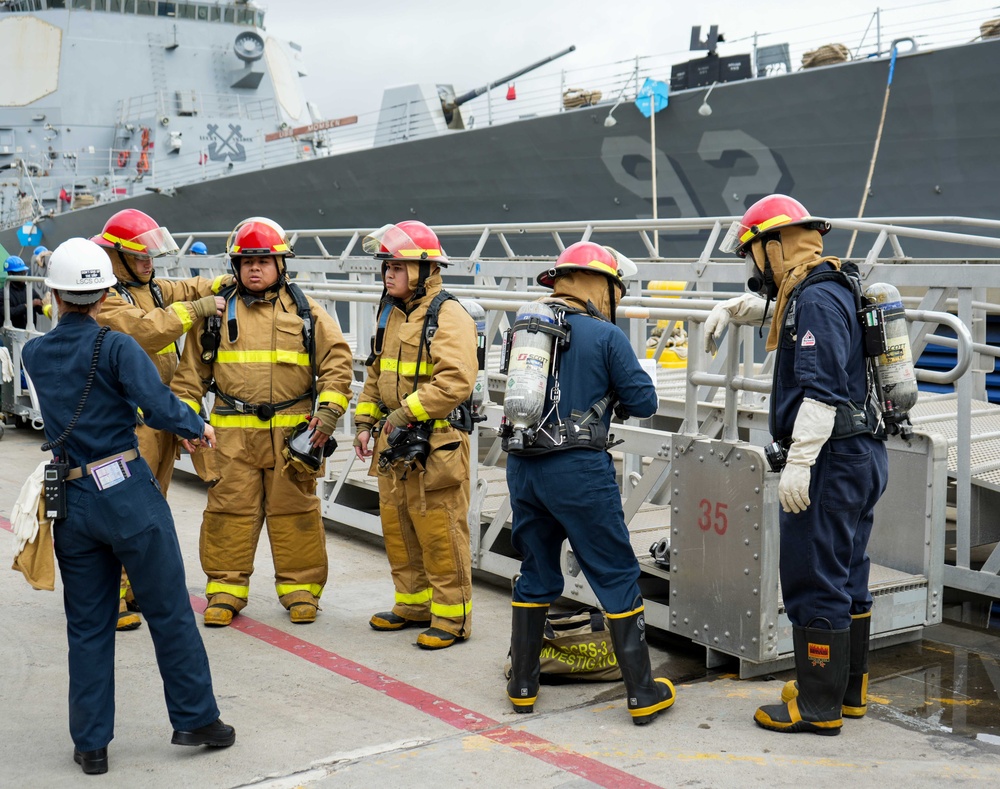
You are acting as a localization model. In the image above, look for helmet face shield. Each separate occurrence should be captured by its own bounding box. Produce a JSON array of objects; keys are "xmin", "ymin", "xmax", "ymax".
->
[
  {"xmin": 719, "ymin": 220, "xmax": 744, "ymax": 256},
  {"xmin": 123, "ymin": 225, "xmax": 179, "ymax": 259},
  {"xmin": 363, "ymin": 222, "xmax": 448, "ymax": 265}
]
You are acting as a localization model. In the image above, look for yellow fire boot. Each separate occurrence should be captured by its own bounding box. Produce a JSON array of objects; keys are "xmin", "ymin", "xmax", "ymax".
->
[{"xmin": 117, "ymin": 597, "xmax": 142, "ymax": 631}]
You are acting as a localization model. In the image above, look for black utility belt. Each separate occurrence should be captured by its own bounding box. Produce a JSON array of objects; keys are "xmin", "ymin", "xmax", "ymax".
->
[
  {"xmin": 213, "ymin": 389, "xmax": 311, "ymax": 421},
  {"xmin": 832, "ymin": 401, "xmax": 885, "ymax": 440},
  {"xmin": 503, "ymin": 420, "xmax": 610, "ymax": 456}
]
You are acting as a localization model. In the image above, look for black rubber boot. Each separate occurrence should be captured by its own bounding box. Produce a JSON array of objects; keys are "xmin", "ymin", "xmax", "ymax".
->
[
  {"xmin": 506, "ymin": 602, "xmax": 549, "ymax": 713},
  {"xmin": 780, "ymin": 611, "xmax": 871, "ymax": 717},
  {"xmin": 606, "ymin": 601, "xmax": 676, "ymax": 725},
  {"xmin": 756, "ymin": 622, "xmax": 850, "ymax": 735},
  {"xmin": 843, "ymin": 612, "xmax": 871, "ymax": 718}
]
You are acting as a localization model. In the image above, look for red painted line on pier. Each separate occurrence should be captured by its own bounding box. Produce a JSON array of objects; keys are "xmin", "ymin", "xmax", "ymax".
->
[
  {"xmin": 189, "ymin": 596, "xmax": 662, "ymax": 789},
  {"xmin": 1, "ymin": 515, "xmax": 659, "ymax": 788}
]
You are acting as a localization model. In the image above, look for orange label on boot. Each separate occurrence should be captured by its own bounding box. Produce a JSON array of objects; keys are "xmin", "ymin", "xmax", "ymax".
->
[{"xmin": 807, "ymin": 642, "xmax": 830, "ymax": 667}]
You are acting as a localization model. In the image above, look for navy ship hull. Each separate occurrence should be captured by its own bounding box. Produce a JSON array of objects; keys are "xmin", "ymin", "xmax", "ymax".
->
[{"xmin": 5, "ymin": 38, "xmax": 999, "ymax": 258}]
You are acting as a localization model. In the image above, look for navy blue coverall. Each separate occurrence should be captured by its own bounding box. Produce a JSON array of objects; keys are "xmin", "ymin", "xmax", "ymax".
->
[
  {"xmin": 507, "ymin": 311, "xmax": 658, "ymax": 614},
  {"xmin": 770, "ymin": 264, "xmax": 889, "ymax": 630},
  {"xmin": 22, "ymin": 312, "xmax": 220, "ymax": 752}
]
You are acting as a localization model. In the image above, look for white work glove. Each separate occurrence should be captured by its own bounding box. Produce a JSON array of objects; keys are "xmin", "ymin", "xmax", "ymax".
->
[
  {"xmin": 11, "ymin": 461, "xmax": 47, "ymax": 556},
  {"xmin": 0, "ymin": 346, "xmax": 13, "ymax": 383},
  {"xmin": 703, "ymin": 294, "xmax": 770, "ymax": 355},
  {"xmin": 778, "ymin": 398, "xmax": 837, "ymax": 514}
]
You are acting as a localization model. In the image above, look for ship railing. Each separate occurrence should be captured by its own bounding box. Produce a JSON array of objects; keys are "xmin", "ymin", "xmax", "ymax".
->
[
  {"xmin": 116, "ymin": 91, "xmax": 279, "ymax": 125},
  {"xmin": 163, "ymin": 216, "xmax": 1000, "ymax": 602},
  {"xmin": 363, "ymin": 4, "xmax": 997, "ymax": 133},
  {"xmin": 6, "ymin": 217, "xmax": 998, "ymax": 604}
]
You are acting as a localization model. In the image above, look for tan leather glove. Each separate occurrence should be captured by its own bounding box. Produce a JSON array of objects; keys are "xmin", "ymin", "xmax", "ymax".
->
[
  {"xmin": 312, "ymin": 405, "xmax": 341, "ymax": 437},
  {"xmin": 191, "ymin": 294, "xmax": 220, "ymax": 319},
  {"xmin": 385, "ymin": 408, "xmax": 410, "ymax": 430}
]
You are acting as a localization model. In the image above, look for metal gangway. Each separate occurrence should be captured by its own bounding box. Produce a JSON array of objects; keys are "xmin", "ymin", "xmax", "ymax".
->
[{"xmin": 4, "ymin": 215, "xmax": 999, "ymax": 675}]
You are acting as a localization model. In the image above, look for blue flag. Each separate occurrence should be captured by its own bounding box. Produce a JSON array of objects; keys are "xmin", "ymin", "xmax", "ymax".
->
[{"xmin": 634, "ymin": 78, "xmax": 669, "ymax": 118}]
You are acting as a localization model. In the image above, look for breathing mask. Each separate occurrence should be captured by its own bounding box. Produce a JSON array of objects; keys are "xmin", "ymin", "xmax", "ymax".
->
[{"xmin": 282, "ymin": 422, "xmax": 336, "ymax": 475}]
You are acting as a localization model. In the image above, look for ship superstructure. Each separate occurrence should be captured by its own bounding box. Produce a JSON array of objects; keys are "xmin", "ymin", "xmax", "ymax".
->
[{"xmin": 0, "ymin": 0, "xmax": 325, "ymax": 233}]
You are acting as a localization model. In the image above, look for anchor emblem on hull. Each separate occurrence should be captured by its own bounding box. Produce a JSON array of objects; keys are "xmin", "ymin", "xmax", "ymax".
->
[{"xmin": 205, "ymin": 123, "xmax": 248, "ymax": 162}]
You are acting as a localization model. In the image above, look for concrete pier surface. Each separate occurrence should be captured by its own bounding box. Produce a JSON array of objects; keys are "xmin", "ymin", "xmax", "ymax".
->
[{"xmin": 2, "ymin": 425, "xmax": 1000, "ymax": 789}]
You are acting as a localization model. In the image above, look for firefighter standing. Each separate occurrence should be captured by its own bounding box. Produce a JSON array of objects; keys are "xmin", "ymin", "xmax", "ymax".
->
[
  {"xmin": 93, "ymin": 208, "xmax": 229, "ymax": 631},
  {"xmin": 172, "ymin": 217, "xmax": 353, "ymax": 626},
  {"xmin": 353, "ymin": 221, "xmax": 478, "ymax": 650},
  {"xmin": 706, "ymin": 195, "xmax": 889, "ymax": 735},
  {"xmin": 502, "ymin": 242, "xmax": 677, "ymax": 725},
  {"xmin": 21, "ymin": 238, "xmax": 234, "ymax": 775}
]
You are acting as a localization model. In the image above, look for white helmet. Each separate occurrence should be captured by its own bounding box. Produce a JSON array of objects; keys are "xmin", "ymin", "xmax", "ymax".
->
[{"xmin": 46, "ymin": 238, "xmax": 117, "ymax": 304}]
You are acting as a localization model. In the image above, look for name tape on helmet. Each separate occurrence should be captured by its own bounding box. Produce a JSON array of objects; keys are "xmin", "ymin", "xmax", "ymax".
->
[{"xmin": 78, "ymin": 269, "xmax": 104, "ymax": 284}]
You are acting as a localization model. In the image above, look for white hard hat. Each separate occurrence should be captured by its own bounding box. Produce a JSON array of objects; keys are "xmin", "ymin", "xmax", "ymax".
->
[{"xmin": 46, "ymin": 238, "xmax": 117, "ymax": 304}]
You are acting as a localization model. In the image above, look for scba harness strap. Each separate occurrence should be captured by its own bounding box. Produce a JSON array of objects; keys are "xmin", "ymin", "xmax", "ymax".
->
[
  {"xmin": 774, "ymin": 268, "xmax": 885, "ymax": 441},
  {"xmin": 501, "ymin": 304, "xmax": 622, "ymax": 456},
  {"xmin": 199, "ymin": 281, "xmax": 317, "ymax": 418},
  {"xmin": 366, "ymin": 289, "xmax": 483, "ymax": 434}
]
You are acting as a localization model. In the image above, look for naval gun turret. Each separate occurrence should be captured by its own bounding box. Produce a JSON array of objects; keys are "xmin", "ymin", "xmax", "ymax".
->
[
  {"xmin": 374, "ymin": 46, "xmax": 576, "ymax": 146},
  {"xmin": 440, "ymin": 45, "xmax": 577, "ymax": 127}
]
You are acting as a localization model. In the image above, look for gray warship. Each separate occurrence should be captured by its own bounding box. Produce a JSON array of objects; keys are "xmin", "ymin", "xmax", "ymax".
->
[{"xmin": 0, "ymin": 0, "xmax": 999, "ymax": 257}]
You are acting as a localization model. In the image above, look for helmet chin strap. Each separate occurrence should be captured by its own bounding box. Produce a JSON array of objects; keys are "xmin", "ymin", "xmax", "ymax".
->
[{"xmin": 115, "ymin": 247, "xmax": 149, "ymax": 287}]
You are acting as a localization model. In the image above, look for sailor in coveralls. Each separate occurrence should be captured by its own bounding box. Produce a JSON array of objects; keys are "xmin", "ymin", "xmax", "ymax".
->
[
  {"xmin": 706, "ymin": 195, "xmax": 889, "ymax": 735},
  {"xmin": 21, "ymin": 238, "xmax": 234, "ymax": 775},
  {"xmin": 503, "ymin": 241, "xmax": 676, "ymax": 725}
]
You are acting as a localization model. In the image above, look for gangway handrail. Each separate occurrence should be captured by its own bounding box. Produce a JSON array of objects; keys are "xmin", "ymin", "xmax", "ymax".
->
[{"xmin": 905, "ymin": 309, "xmax": 973, "ymax": 384}]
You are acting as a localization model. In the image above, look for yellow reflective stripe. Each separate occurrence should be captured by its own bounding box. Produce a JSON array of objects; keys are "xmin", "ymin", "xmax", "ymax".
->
[
  {"xmin": 119, "ymin": 586, "xmax": 128, "ymax": 600},
  {"xmin": 157, "ymin": 342, "xmax": 178, "ymax": 355},
  {"xmin": 211, "ymin": 275, "xmax": 228, "ymax": 294},
  {"xmin": 512, "ymin": 601, "xmax": 550, "ymax": 608},
  {"xmin": 397, "ymin": 248, "xmax": 441, "ymax": 258},
  {"xmin": 215, "ymin": 350, "xmax": 310, "ymax": 365},
  {"xmin": 739, "ymin": 214, "xmax": 795, "ymax": 244},
  {"xmin": 395, "ymin": 588, "xmax": 433, "ymax": 605},
  {"xmin": 231, "ymin": 243, "xmax": 288, "ymax": 254},
  {"xmin": 209, "ymin": 413, "xmax": 308, "ymax": 429},
  {"xmin": 206, "ymin": 581, "xmax": 249, "ymax": 598},
  {"xmin": 606, "ymin": 605, "xmax": 644, "ymax": 619},
  {"xmin": 432, "ymin": 419, "xmax": 451, "ymax": 428},
  {"xmin": 170, "ymin": 301, "xmax": 194, "ymax": 332},
  {"xmin": 275, "ymin": 583, "xmax": 323, "ymax": 598},
  {"xmin": 356, "ymin": 401, "xmax": 386, "ymax": 419},
  {"xmin": 43, "ymin": 304, "xmax": 52, "ymax": 318},
  {"xmin": 430, "ymin": 599, "xmax": 472, "ymax": 618},
  {"xmin": 318, "ymin": 390, "xmax": 350, "ymax": 411},
  {"xmin": 557, "ymin": 260, "xmax": 620, "ymax": 279},
  {"xmin": 181, "ymin": 398, "xmax": 201, "ymax": 414},
  {"xmin": 380, "ymin": 358, "xmax": 435, "ymax": 376},
  {"xmin": 103, "ymin": 231, "xmax": 146, "ymax": 253},
  {"xmin": 406, "ymin": 392, "xmax": 430, "ymax": 421}
]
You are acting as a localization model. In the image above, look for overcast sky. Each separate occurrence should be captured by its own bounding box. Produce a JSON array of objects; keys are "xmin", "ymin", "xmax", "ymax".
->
[{"xmin": 263, "ymin": 0, "xmax": 998, "ymax": 121}]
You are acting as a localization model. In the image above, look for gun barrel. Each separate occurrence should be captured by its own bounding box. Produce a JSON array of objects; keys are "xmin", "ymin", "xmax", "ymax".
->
[{"xmin": 451, "ymin": 45, "xmax": 576, "ymax": 108}]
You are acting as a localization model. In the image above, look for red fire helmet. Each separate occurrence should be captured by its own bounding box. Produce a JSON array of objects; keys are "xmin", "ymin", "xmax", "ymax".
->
[
  {"xmin": 727, "ymin": 195, "xmax": 830, "ymax": 258},
  {"xmin": 362, "ymin": 220, "xmax": 449, "ymax": 266},
  {"xmin": 91, "ymin": 208, "xmax": 178, "ymax": 259}
]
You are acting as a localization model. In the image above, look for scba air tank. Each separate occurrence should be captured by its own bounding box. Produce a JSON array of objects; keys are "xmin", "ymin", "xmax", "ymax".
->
[
  {"xmin": 460, "ymin": 299, "xmax": 490, "ymax": 418},
  {"xmin": 503, "ymin": 302, "xmax": 558, "ymax": 451},
  {"xmin": 865, "ymin": 282, "xmax": 918, "ymax": 432}
]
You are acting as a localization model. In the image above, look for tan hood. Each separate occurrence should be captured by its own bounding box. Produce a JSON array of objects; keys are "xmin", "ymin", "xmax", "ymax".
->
[
  {"xmin": 547, "ymin": 270, "xmax": 616, "ymax": 319},
  {"xmin": 108, "ymin": 248, "xmax": 152, "ymax": 285},
  {"xmin": 752, "ymin": 226, "xmax": 840, "ymax": 351}
]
